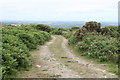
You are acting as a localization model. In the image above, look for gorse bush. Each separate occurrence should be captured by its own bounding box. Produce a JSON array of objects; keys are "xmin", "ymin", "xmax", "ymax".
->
[
  {"xmin": 103, "ymin": 26, "xmax": 119, "ymax": 37},
  {"xmin": 34, "ymin": 24, "xmax": 52, "ymax": 33},
  {"xmin": 68, "ymin": 22, "xmax": 118, "ymax": 64},
  {"xmin": 2, "ymin": 34, "xmax": 30, "ymax": 78},
  {"xmin": 2, "ymin": 25, "xmax": 51, "ymax": 78},
  {"xmin": 83, "ymin": 21, "xmax": 101, "ymax": 32},
  {"xmin": 76, "ymin": 35, "xmax": 118, "ymax": 63}
]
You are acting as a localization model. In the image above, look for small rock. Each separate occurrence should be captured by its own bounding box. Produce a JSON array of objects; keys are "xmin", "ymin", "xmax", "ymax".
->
[
  {"xmin": 100, "ymin": 64, "xmax": 106, "ymax": 66},
  {"xmin": 52, "ymin": 58, "xmax": 56, "ymax": 61},
  {"xmin": 102, "ymin": 70, "xmax": 106, "ymax": 72},
  {"xmin": 75, "ymin": 61, "xmax": 79, "ymax": 63},
  {"xmin": 67, "ymin": 60, "xmax": 78, "ymax": 63},
  {"xmin": 80, "ymin": 64, "xmax": 85, "ymax": 66},
  {"xmin": 36, "ymin": 65, "xmax": 41, "ymax": 68},
  {"xmin": 48, "ymin": 59, "xmax": 51, "ymax": 62},
  {"xmin": 104, "ymin": 76, "xmax": 107, "ymax": 78},
  {"xmin": 86, "ymin": 64, "xmax": 90, "ymax": 66},
  {"xmin": 61, "ymin": 57, "xmax": 68, "ymax": 59},
  {"xmin": 42, "ymin": 69, "xmax": 48, "ymax": 71},
  {"xmin": 67, "ymin": 60, "xmax": 73, "ymax": 62}
]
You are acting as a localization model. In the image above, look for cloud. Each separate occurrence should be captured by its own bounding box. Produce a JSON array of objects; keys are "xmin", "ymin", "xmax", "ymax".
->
[{"xmin": 0, "ymin": 0, "xmax": 119, "ymax": 21}]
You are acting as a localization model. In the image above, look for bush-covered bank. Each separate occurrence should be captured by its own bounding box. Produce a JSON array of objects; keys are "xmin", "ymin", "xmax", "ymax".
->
[
  {"xmin": 69, "ymin": 35, "xmax": 118, "ymax": 63},
  {"xmin": 2, "ymin": 25, "xmax": 51, "ymax": 78},
  {"xmin": 67, "ymin": 21, "xmax": 119, "ymax": 75}
]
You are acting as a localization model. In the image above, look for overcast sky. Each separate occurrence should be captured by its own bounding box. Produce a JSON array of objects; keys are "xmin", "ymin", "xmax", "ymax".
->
[{"xmin": 0, "ymin": 0, "xmax": 119, "ymax": 22}]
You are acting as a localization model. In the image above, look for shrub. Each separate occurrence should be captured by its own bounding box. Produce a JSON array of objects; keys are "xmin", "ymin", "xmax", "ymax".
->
[
  {"xmin": 63, "ymin": 31, "xmax": 73, "ymax": 39},
  {"xmin": 76, "ymin": 35, "xmax": 118, "ymax": 63},
  {"xmin": 2, "ymin": 34, "xmax": 30, "ymax": 78},
  {"xmin": 2, "ymin": 25, "xmax": 51, "ymax": 78},
  {"xmin": 35, "ymin": 24, "xmax": 52, "ymax": 32},
  {"xmin": 104, "ymin": 26, "xmax": 119, "ymax": 37},
  {"xmin": 68, "ymin": 36, "xmax": 77, "ymax": 45},
  {"xmin": 83, "ymin": 21, "xmax": 101, "ymax": 32},
  {"xmin": 51, "ymin": 28, "xmax": 63, "ymax": 35},
  {"xmin": 18, "ymin": 32, "xmax": 37, "ymax": 50}
]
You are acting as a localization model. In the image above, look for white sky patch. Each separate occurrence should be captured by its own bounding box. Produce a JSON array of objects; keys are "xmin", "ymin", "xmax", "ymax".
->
[{"xmin": 0, "ymin": 0, "xmax": 119, "ymax": 21}]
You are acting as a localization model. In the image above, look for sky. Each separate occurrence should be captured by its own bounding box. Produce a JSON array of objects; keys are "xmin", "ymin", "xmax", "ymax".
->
[{"xmin": 0, "ymin": 0, "xmax": 119, "ymax": 22}]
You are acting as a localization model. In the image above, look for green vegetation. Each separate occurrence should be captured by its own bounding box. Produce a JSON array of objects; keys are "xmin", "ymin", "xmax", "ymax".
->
[
  {"xmin": 63, "ymin": 27, "xmax": 79, "ymax": 39},
  {"xmin": 76, "ymin": 35, "xmax": 118, "ymax": 62},
  {"xmin": 51, "ymin": 27, "xmax": 65, "ymax": 35},
  {"xmin": 34, "ymin": 24, "xmax": 52, "ymax": 33},
  {"xmin": 67, "ymin": 21, "xmax": 119, "ymax": 75},
  {"xmin": 2, "ymin": 25, "xmax": 51, "ymax": 78}
]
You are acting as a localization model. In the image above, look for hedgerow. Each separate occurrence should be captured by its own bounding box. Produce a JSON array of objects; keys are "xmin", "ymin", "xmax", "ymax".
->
[{"xmin": 2, "ymin": 25, "xmax": 51, "ymax": 78}]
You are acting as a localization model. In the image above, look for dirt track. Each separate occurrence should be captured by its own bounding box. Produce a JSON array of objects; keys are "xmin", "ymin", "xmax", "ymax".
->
[{"xmin": 18, "ymin": 35, "xmax": 117, "ymax": 78}]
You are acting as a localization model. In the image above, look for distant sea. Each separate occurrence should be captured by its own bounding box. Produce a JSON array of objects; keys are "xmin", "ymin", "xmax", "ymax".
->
[{"xmin": 2, "ymin": 21, "xmax": 118, "ymax": 28}]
